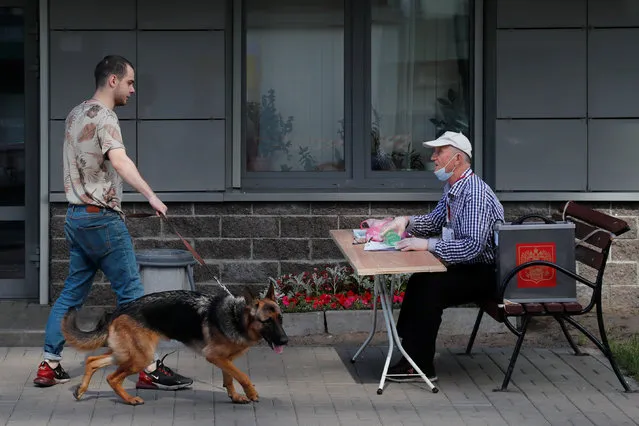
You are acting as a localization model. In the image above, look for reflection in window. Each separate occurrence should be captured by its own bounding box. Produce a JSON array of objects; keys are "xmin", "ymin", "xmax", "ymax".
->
[
  {"xmin": 0, "ymin": 7, "xmax": 25, "ymax": 205},
  {"xmin": 371, "ymin": 0, "xmax": 470, "ymax": 171},
  {"xmin": 245, "ymin": 0, "xmax": 345, "ymax": 172},
  {"xmin": 0, "ymin": 221, "xmax": 24, "ymax": 279}
]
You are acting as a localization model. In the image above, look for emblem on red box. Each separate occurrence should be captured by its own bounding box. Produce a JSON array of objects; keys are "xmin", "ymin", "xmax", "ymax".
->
[{"xmin": 516, "ymin": 242, "xmax": 556, "ymax": 288}]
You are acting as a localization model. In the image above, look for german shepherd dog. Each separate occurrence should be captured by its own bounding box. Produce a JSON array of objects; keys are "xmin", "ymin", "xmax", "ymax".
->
[{"xmin": 61, "ymin": 283, "xmax": 287, "ymax": 405}]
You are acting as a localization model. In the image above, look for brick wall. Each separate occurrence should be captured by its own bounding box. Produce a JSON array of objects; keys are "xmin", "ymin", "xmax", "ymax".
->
[{"xmin": 48, "ymin": 201, "xmax": 639, "ymax": 311}]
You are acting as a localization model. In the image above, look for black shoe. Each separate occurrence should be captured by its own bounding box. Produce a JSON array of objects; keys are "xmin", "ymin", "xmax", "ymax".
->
[
  {"xmin": 136, "ymin": 355, "xmax": 193, "ymax": 390},
  {"xmin": 387, "ymin": 358, "xmax": 438, "ymax": 383},
  {"xmin": 33, "ymin": 361, "xmax": 71, "ymax": 387}
]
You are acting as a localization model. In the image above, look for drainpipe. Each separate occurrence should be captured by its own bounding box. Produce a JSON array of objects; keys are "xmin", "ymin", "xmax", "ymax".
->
[{"xmin": 39, "ymin": 0, "xmax": 49, "ymax": 305}]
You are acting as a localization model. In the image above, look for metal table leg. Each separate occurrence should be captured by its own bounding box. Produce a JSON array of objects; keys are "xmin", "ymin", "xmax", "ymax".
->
[
  {"xmin": 376, "ymin": 275, "xmax": 395, "ymax": 394},
  {"xmin": 377, "ymin": 275, "xmax": 439, "ymax": 394},
  {"xmin": 351, "ymin": 278, "xmax": 379, "ymax": 363}
]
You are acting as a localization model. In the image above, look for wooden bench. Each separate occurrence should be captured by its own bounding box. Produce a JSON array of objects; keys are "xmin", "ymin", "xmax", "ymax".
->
[{"xmin": 464, "ymin": 201, "xmax": 634, "ymax": 392}]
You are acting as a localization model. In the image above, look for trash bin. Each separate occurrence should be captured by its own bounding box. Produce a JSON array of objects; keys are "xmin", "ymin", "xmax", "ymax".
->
[
  {"xmin": 136, "ymin": 249, "xmax": 197, "ymax": 350},
  {"xmin": 135, "ymin": 249, "xmax": 197, "ymax": 295}
]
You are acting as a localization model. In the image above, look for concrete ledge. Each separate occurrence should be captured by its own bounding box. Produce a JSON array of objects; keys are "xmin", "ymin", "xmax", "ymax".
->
[
  {"xmin": 325, "ymin": 309, "xmax": 398, "ymax": 334},
  {"xmin": 325, "ymin": 307, "xmax": 504, "ymax": 336},
  {"xmin": 0, "ymin": 304, "xmax": 504, "ymax": 346},
  {"xmin": 0, "ymin": 330, "xmax": 45, "ymax": 347},
  {"xmin": 284, "ymin": 311, "xmax": 326, "ymax": 336}
]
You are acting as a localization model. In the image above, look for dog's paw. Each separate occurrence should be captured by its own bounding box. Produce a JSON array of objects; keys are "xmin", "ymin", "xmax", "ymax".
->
[
  {"xmin": 246, "ymin": 389, "xmax": 259, "ymax": 402},
  {"xmin": 127, "ymin": 396, "xmax": 145, "ymax": 406},
  {"xmin": 72, "ymin": 386, "xmax": 84, "ymax": 400},
  {"xmin": 231, "ymin": 394, "xmax": 251, "ymax": 404}
]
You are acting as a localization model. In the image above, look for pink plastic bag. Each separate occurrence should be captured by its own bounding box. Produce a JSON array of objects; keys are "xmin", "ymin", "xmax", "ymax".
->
[{"xmin": 360, "ymin": 218, "xmax": 393, "ymax": 242}]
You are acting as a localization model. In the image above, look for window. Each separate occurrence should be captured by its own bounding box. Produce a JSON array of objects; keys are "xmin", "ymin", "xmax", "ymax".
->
[
  {"xmin": 371, "ymin": 0, "xmax": 471, "ymax": 173},
  {"xmin": 243, "ymin": 0, "xmax": 472, "ymax": 189},
  {"xmin": 245, "ymin": 0, "xmax": 345, "ymax": 173}
]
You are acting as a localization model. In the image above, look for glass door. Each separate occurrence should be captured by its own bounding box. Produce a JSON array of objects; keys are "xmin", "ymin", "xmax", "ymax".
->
[{"xmin": 0, "ymin": 0, "xmax": 39, "ymax": 299}]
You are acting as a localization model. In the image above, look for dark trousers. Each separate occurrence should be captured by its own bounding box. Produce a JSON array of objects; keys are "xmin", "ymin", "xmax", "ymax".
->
[{"xmin": 396, "ymin": 263, "xmax": 496, "ymax": 369}]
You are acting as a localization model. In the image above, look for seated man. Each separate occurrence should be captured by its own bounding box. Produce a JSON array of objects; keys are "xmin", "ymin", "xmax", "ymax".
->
[{"xmin": 378, "ymin": 131, "xmax": 504, "ymax": 382}]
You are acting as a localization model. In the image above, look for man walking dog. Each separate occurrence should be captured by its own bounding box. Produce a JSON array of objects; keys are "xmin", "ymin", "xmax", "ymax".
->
[{"xmin": 34, "ymin": 55, "xmax": 192, "ymax": 391}]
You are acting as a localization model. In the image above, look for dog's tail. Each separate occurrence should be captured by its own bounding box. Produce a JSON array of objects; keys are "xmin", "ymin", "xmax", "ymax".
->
[{"xmin": 61, "ymin": 307, "xmax": 111, "ymax": 351}]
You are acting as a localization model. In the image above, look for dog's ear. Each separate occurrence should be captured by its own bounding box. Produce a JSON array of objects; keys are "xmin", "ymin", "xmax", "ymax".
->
[
  {"xmin": 265, "ymin": 282, "xmax": 276, "ymax": 301},
  {"xmin": 242, "ymin": 286, "xmax": 255, "ymax": 306}
]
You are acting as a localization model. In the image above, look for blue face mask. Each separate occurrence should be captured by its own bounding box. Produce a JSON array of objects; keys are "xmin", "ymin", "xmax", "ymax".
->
[{"xmin": 433, "ymin": 154, "xmax": 458, "ymax": 181}]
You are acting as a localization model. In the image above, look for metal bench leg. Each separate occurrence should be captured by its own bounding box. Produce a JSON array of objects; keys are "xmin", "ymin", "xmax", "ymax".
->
[
  {"xmin": 495, "ymin": 315, "xmax": 530, "ymax": 392},
  {"xmin": 564, "ymin": 315, "xmax": 633, "ymax": 393},
  {"xmin": 555, "ymin": 315, "xmax": 584, "ymax": 356},
  {"xmin": 596, "ymin": 304, "xmax": 634, "ymax": 393},
  {"xmin": 463, "ymin": 307, "xmax": 484, "ymax": 355}
]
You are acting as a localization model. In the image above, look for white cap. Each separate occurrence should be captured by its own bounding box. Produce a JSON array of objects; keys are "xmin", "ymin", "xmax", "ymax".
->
[{"xmin": 423, "ymin": 131, "xmax": 472, "ymax": 158}]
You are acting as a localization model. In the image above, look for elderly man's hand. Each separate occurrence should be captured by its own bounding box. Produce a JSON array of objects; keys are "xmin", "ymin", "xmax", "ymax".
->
[
  {"xmin": 380, "ymin": 216, "xmax": 409, "ymax": 237},
  {"xmin": 395, "ymin": 237, "xmax": 428, "ymax": 252}
]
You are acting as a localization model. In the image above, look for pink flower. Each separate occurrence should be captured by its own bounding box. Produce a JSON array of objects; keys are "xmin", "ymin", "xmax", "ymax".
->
[{"xmin": 282, "ymin": 296, "xmax": 290, "ymax": 307}]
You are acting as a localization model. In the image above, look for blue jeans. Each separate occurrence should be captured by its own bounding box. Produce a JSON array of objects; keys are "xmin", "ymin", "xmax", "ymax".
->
[{"xmin": 43, "ymin": 205, "xmax": 144, "ymax": 361}]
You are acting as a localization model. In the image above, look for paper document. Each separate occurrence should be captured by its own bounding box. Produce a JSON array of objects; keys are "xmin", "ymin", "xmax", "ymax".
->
[
  {"xmin": 364, "ymin": 241, "xmax": 398, "ymax": 251},
  {"xmin": 353, "ymin": 229, "xmax": 399, "ymax": 250}
]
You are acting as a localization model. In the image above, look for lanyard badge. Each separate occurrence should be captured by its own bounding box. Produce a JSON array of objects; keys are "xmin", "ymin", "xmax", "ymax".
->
[
  {"xmin": 442, "ymin": 226, "xmax": 454, "ymax": 241},
  {"xmin": 443, "ymin": 200, "xmax": 454, "ymax": 241}
]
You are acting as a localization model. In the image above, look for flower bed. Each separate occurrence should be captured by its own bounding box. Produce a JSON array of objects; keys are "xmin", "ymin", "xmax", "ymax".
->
[{"xmin": 266, "ymin": 265, "xmax": 408, "ymax": 313}]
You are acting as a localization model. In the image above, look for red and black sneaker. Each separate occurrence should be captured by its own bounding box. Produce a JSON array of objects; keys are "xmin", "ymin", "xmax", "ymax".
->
[
  {"xmin": 33, "ymin": 361, "xmax": 71, "ymax": 387},
  {"xmin": 136, "ymin": 355, "xmax": 193, "ymax": 391}
]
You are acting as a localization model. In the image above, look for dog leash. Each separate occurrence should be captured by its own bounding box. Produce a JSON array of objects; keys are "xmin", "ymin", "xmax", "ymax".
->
[{"xmin": 126, "ymin": 211, "xmax": 233, "ymax": 296}]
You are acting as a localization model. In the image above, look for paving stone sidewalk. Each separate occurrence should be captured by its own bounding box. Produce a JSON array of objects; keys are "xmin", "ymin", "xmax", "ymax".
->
[{"xmin": 1, "ymin": 345, "xmax": 638, "ymax": 426}]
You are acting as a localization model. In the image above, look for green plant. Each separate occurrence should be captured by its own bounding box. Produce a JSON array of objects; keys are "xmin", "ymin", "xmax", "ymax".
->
[
  {"xmin": 247, "ymin": 89, "xmax": 294, "ymax": 159},
  {"xmin": 277, "ymin": 146, "xmax": 318, "ymax": 172},
  {"xmin": 429, "ymin": 88, "xmax": 469, "ymax": 137},
  {"xmin": 610, "ymin": 335, "xmax": 639, "ymax": 382},
  {"xmin": 265, "ymin": 264, "xmax": 411, "ymax": 313},
  {"xmin": 391, "ymin": 143, "xmax": 424, "ymax": 170},
  {"xmin": 370, "ymin": 109, "xmax": 424, "ymax": 170},
  {"xmin": 297, "ymin": 146, "xmax": 318, "ymax": 171}
]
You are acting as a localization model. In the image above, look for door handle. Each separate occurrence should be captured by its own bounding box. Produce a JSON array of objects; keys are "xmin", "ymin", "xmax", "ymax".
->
[{"xmin": 29, "ymin": 253, "xmax": 40, "ymax": 268}]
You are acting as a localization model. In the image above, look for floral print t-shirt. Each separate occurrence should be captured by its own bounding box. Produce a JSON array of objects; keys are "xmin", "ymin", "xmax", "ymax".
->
[{"xmin": 63, "ymin": 99, "xmax": 126, "ymax": 213}]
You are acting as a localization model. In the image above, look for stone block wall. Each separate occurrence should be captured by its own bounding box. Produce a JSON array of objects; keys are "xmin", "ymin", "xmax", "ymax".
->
[{"xmin": 48, "ymin": 201, "xmax": 639, "ymax": 311}]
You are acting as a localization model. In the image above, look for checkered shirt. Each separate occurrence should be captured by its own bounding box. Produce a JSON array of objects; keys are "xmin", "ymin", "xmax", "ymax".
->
[{"xmin": 406, "ymin": 168, "xmax": 504, "ymax": 264}]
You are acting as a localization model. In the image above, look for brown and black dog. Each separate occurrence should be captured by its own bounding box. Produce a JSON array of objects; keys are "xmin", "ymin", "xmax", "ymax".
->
[{"xmin": 61, "ymin": 283, "xmax": 287, "ymax": 405}]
